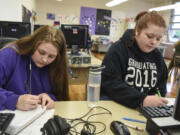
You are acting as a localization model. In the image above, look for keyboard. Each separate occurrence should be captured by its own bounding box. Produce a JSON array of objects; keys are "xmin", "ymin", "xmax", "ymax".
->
[
  {"xmin": 139, "ymin": 105, "xmax": 174, "ymax": 119},
  {"xmin": 0, "ymin": 113, "xmax": 15, "ymax": 135}
]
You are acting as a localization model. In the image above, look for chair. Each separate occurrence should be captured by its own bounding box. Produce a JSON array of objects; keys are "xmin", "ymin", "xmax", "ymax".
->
[
  {"xmin": 87, "ymin": 40, "xmax": 93, "ymax": 50},
  {"xmin": 0, "ymin": 37, "xmax": 17, "ymax": 49},
  {"xmin": 168, "ymin": 40, "xmax": 180, "ymax": 82}
]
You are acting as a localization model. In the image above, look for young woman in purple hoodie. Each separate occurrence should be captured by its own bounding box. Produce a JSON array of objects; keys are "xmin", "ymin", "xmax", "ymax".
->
[{"xmin": 0, "ymin": 25, "xmax": 69, "ymax": 111}]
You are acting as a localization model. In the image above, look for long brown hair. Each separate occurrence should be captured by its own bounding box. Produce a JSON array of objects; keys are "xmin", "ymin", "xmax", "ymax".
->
[
  {"xmin": 135, "ymin": 11, "xmax": 167, "ymax": 34},
  {"xmin": 9, "ymin": 25, "xmax": 69, "ymax": 101}
]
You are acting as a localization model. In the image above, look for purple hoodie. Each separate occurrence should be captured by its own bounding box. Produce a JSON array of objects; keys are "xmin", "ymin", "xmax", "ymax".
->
[{"xmin": 0, "ymin": 47, "xmax": 56, "ymax": 110}]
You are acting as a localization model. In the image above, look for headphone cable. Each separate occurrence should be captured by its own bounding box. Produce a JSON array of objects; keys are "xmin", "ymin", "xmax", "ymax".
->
[{"xmin": 67, "ymin": 106, "xmax": 112, "ymax": 135}]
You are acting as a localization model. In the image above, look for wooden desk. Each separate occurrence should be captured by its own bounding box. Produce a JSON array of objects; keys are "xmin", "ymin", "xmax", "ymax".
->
[{"xmin": 54, "ymin": 101, "xmax": 148, "ymax": 135}]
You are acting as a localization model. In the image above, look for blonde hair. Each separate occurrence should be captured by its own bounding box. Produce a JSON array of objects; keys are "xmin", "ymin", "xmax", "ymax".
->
[{"xmin": 8, "ymin": 25, "xmax": 69, "ymax": 100}]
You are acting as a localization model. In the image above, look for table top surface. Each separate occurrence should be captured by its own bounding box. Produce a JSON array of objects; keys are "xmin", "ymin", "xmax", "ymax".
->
[{"xmin": 54, "ymin": 101, "xmax": 148, "ymax": 135}]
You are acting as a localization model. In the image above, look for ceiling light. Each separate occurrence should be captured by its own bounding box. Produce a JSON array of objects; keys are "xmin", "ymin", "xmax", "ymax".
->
[
  {"xmin": 149, "ymin": 2, "xmax": 180, "ymax": 12},
  {"xmin": 106, "ymin": 0, "xmax": 128, "ymax": 7},
  {"xmin": 56, "ymin": 0, "xmax": 63, "ymax": 1}
]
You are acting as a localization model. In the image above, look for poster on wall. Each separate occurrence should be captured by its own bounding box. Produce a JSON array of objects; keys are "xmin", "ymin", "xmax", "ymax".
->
[
  {"xmin": 95, "ymin": 9, "xmax": 111, "ymax": 35},
  {"xmin": 47, "ymin": 13, "xmax": 55, "ymax": 20},
  {"xmin": 22, "ymin": 5, "xmax": 31, "ymax": 23},
  {"xmin": 55, "ymin": 15, "xmax": 78, "ymax": 24},
  {"xmin": 80, "ymin": 7, "xmax": 97, "ymax": 35},
  {"xmin": 80, "ymin": 7, "xmax": 111, "ymax": 35}
]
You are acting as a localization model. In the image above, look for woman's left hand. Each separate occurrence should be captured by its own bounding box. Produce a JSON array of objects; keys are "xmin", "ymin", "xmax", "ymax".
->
[{"xmin": 38, "ymin": 93, "xmax": 54, "ymax": 109}]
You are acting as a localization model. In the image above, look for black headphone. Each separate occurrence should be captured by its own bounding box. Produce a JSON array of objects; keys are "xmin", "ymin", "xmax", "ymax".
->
[
  {"xmin": 41, "ymin": 115, "xmax": 71, "ymax": 135},
  {"xmin": 41, "ymin": 106, "xmax": 112, "ymax": 135},
  {"xmin": 41, "ymin": 115, "xmax": 92, "ymax": 135}
]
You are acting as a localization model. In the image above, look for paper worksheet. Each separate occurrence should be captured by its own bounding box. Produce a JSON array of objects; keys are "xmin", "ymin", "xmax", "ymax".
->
[
  {"xmin": 165, "ymin": 97, "xmax": 176, "ymax": 106},
  {"xmin": 0, "ymin": 105, "xmax": 54, "ymax": 135},
  {"xmin": 18, "ymin": 109, "xmax": 54, "ymax": 135}
]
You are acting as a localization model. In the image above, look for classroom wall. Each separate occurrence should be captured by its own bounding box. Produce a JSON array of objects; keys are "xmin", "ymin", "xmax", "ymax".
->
[
  {"xmin": 0, "ymin": 0, "xmax": 172, "ymax": 42},
  {"xmin": 22, "ymin": 0, "xmax": 36, "ymax": 11},
  {"xmin": 154, "ymin": 1, "xmax": 172, "ymax": 42},
  {"xmin": 35, "ymin": 0, "xmax": 157, "ymax": 42},
  {"xmin": 0, "ymin": 0, "xmax": 36, "ymax": 22}
]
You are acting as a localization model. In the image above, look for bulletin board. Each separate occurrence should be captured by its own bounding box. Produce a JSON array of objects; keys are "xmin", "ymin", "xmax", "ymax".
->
[
  {"xmin": 95, "ymin": 9, "xmax": 111, "ymax": 35},
  {"xmin": 80, "ymin": 7, "xmax": 111, "ymax": 36},
  {"xmin": 80, "ymin": 7, "xmax": 97, "ymax": 35}
]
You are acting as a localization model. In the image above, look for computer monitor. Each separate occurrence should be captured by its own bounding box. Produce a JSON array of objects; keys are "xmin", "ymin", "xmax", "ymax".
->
[
  {"xmin": 61, "ymin": 24, "xmax": 89, "ymax": 55},
  {"xmin": 173, "ymin": 85, "xmax": 180, "ymax": 121},
  {"xmin": 34, "ymin": 24, "xmax": 45, "ymax": 31},
  {"xmin": 0, "ymin": 21, "xmax": 31, "ymax": 39}
]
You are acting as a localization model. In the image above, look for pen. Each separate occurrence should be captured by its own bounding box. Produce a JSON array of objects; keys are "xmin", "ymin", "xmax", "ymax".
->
[
  {"xmin": 125, "ymin": 123, "xmax": 144, "ymax": 131},
  {"xmin": 157, "ymin": 90, "xmax": 162, "ymax": 97},
  {"xmin": 122, "ymin": 117, "xmax": 146, "ymax": 124}
]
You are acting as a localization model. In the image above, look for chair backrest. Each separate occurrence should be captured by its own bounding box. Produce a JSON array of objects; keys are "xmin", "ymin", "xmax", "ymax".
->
[
  {"xmin": 0, "ymin": 37, "xmax": 17, "ymax": 49},
  {"xmin": 168, "ymin": 41, "xmax": 180, "ymax": 72},
  {"xmin": 175, "ymin": 55, "xmax": 180, "ymax": 67},
  {"xmin": 87, "ymin": 40, "xmax": 93, "ymax": 49},
  {"xmin": 173, "ymin": 41, "xmax": 180, "ymax": 67}
]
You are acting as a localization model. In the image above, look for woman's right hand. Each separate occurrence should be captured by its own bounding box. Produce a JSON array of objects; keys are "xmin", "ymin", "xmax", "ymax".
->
[
  {"xmin": 16, "ymin": 94, "xmax": 41, "ymax": 111},
  {"xmin": 143, "ymin": 95, "xmax": 168, "ymax": 107}
]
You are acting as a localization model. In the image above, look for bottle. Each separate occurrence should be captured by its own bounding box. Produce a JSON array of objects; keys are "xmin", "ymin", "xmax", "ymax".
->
[{"xmin": 87, "ymin": 65, "xmax": 105, "ymax": 107}]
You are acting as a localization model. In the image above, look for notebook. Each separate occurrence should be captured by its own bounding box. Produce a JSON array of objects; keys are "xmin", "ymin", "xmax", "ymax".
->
[
  {"xmin": 0, "ymin": 104, "xmax": 47, "ymax": 135},
  {"xmin": 18, "ymin": 108, "xmax": 54, "ymax": 135}
]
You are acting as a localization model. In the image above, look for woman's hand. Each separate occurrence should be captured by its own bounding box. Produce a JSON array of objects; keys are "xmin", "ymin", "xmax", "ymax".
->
[
  {"xmin": 16, "ymin": 94, "xmax": 41, "ymax": 111},
  {"xmin": 38, "ymin": 93, "xmax": 54, "ymax": 109},
  {"xmin": 143, "ymin": 95, "xmax": 168, "ymax": 107}
]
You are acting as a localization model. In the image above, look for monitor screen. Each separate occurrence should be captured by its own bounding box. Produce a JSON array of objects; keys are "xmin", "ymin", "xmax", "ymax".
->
[
  {"xmin": 0, "ymin": 21, "xmax": 31, "ymax": 38},
  {"xmin": 34, "ymin": 24, "xmax": 45, "ymax": 32},
  {"xmin": 0, "ymin": 24, "xmax": 3, "ymax": 37},
  {"xmin": 61, "ymin": 24, "xmax": 89, "ymax": 50}
]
